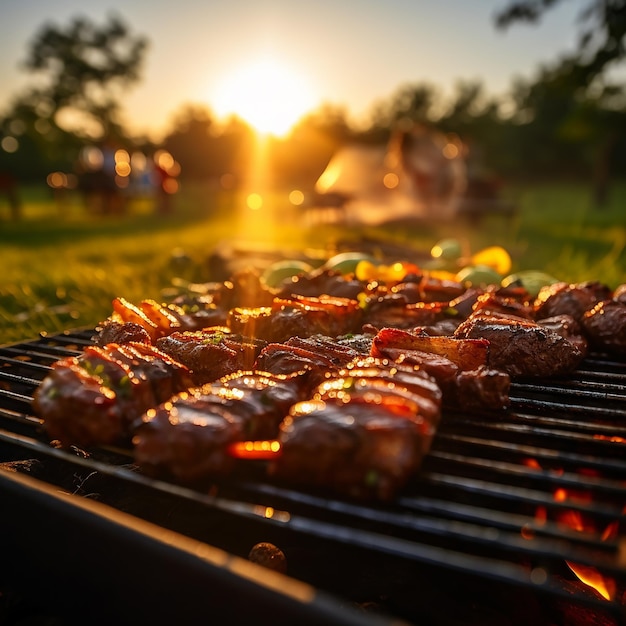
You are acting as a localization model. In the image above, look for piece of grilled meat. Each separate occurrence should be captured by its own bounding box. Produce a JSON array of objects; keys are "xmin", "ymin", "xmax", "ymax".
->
[
  {"xmin": 229, "ymin": 295, "xmax": 362, "ymax": 343},
  {"xmin": 155, "ymin": 328, "xmax": 265, "ymax": 385},
  {"xmin": 581, "ymin": 299, "xmax": 626, "ymax": 354},
  {"xmin": 268, "ymin": 385, "xmax": 439, "ymax": 501},
  {"xmin": 370, "ymin": 328, "xmax": 510, "ymax": 410},
  {"xmin": 534, "ymin": 281, "xmax": 612, "ymax": 322},
  {"xmin": 33, "ymin": 342, "xmax": 193, "ymax": 447},
  {"xmin": 133, "ymin": 370, "xmax": 311, "ymax": 483},
  {"xmin": 454, "ymin": 312, "xmax": 584, "ymax": 377},
  {"xmin": 254, "ymin": 334, "xmax": 371, "ymax": 386}
]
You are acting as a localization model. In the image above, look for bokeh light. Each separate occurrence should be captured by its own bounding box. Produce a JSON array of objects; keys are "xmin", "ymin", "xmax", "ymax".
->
[
  {"xmin": 1, "ymin": 136, "xmax": 18, "ymax": 153},
  {"xmin": 246, "ymin": 193, "xmax": 263, "ymax": 210},
  {"xmin": 289, "ymin": 189, "xmax": 305, "ymax": 206}
]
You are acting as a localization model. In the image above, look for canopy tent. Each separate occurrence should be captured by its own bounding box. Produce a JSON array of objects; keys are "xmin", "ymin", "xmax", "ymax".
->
[{"xmin": 313, "ymin": 127, "xmax": 467, "ymax": 225}]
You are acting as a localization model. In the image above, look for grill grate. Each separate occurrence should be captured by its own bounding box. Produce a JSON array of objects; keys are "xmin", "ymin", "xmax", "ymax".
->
[{"xmin": 1, "ymin": 329, "xmax": 626, "ymax": 624}]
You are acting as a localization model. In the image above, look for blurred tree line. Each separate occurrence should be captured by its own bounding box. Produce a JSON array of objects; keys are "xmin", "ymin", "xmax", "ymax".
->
[{"xmin": 0, "ymin": 3, "xmax": 625, "ymax": 207}]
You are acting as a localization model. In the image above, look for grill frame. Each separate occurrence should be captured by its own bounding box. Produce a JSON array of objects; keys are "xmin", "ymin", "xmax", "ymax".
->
[{"xmin": 1, "ymin": 328, "xmax": 626, "ymax": 624}]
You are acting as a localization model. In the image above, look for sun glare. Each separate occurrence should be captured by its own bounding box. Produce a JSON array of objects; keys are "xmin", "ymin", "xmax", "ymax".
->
[{"xmin": 213, "ymin": 57, "xmax": 315, "ymax": 136}]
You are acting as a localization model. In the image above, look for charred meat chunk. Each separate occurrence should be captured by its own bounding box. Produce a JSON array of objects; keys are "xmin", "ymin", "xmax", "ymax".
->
[
  {"xmin": 254, "ymin": 342, "xmax": 341, "ymax": 388},
  {"xmin": 284, "ymin": 335, "xmax": 366, "ymax": 365},
  {"xmin": 269, "ymin": 394, "xmax": 436, "ymax": 501},
  {"xmin": 276, "ymin": 268, "xmax": 364, "ymax": 300},
  {"xmin": 230, "ymin": 296, "xmax": 361, "ymax": 343},
  {"xmin": 133, "ymin": 370, "xmax": 310, "ymax": 482},
  {"xmin": 369, "ymin": 330, "xmax": 509, "ymax": 410},
  {"xmin": 155, "ymin": 329, "xmax": 264, "ymax": 385},
  {"xmin": 33, "ymin": 342, "xmax": 193, "ymax": 447},
  {"xmin": 94, "ymin": 321, "xmax": 151, "ymax": 346},
  {"xmin": 471, "ymin": 292, "xmax": 534, "ymax": 320},
  {"xmin": 97, "ymin": 297, "xmax": 230, "ymax": 344},
  {"xmin": 447, "ymin": 366, "xmax": 511, "ymax": 411},
  {"xmin": 363, "ymin": 294, "xmax": 456, "ymax": 330},
  {"xmin": 317, "ymin": 366, "xmax": 442, "ymax": 428},
  {"xmin": 581, "ymin": 300, "xmax": 626, "ymax": 354},
  {"xmin": 133, "ymin": 392, "xmax": 245, "ymax": 483},
  {"xmin": 371, "ymin": 327, "xmax": 490, "ymax": 371},
  {"xmin": 254, "ymin": 334, "xmax": 369, "ymax": 387},
  {"xmin": 537, "ymin": 314, "xmax": 588, "ymax": 357},
  {"xmin": 454, "ymin": 313, "xmax": 584, "ymax": 377},
  {"xmin": 213, "ymin": 370, "xmax": 312, "ymax": 439},
  {"xmin": 534, "ymin": 281, "xmax": 612, "ymax": 322}
]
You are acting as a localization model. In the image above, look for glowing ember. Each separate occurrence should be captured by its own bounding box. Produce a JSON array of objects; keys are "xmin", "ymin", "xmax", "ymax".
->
[
  {"xmin": 565, "ymin": 562, "xmax": 616, "ymax": 601},
  {"xmin": 524, "ymin": 457, "xmax": 622, "ymax": 601}
]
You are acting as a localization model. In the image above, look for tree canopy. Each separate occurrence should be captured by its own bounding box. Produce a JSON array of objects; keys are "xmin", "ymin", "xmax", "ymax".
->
[
  {"xmin": 496, "ymin": 0, "xmax": 626, "ymax": 88},
  {"xmin": 20, "ymin": 14, "xmax": 147, "ymax": 139}
]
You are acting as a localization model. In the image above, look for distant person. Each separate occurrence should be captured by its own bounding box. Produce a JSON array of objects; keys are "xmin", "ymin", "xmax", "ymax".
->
[
  {"xmin": 99, "ymin": 139, "xmax": 124, "ymax": 214},
  {"xmin": 151, "ymin": 149, "xmax": 179, "ymax": 215},
  {"xmin": 0, "ymin": 171, "xmax": 21, "ymax": 220}
]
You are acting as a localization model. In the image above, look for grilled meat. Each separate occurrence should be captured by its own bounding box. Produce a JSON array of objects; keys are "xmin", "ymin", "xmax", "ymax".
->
[
  {"xmin": 254, "ymin": 342, "xmax": 339, "ymax": 384},
  {"xmin": 97, "ymin": 297, "xmax": 228, "ymax": 344},
  {"xmin": 447, "ymin": 366, "xmax": 511, "ymax": 411},
  {"xmin": 94, "ymin": 321, "xmax": 151, "ymax": 346},
  {"xmin": 133, "ymin": 392, "xmax": 245, "ymax": 482},
  {"xmin": 155, "ymin": 329, "xmax": 265, "ymax": 385},
  {"xmin": 33, "ymin": 342, "xmax": 193, "ymax": 447},
  {"xmin": 537, "ymin": 314, "xmax": 588, "ymax": 356},
  {"xmin": 254, "ymin": 334, "xmax": 371, "ymax": 386},
  {"xmin": 581, "ymin": 299, "xmax": 626, "ymax": 354},
  {"xmin": 217, "ymin": 370, "xmax": 312, "ymax": 438},
  {"xmin": 269, "ymin": 390, "xmax": 438, "ymax": 501},
  {"xmin": 471, "ymin": 292, "xmax": 534, "ymax": 319},
  {"xmin": 370, "ymin": 329, "xmax": 510, "ymax": 409},
  {"xmin": 276, "ymin": 268, "xmax": 364, "ymax": 300},
  {"xmin": 534, "ymin": 281, "xmax": 612, "ymax": 322},
  {"xmin": 285, "ymin": 334, "xmax": 367, "ymax": 364},
  {"xmin": 133, "ymin": 370, "xmax": 310, "ymax": 482},
  {"xmin": 319, "ymin": 364, "xmax": 442, "ymax": 427},
  {"xmin": 372, "ymin": 327, "xmax": 490, "ymax": 371},
  {"xmin": 131, "ymin": 353, "xmax": 443, "ymax": 500},
  {"xmin": 454, "ymin": 313, "xmax": 584, "ymax": 377},
  {"xmin": 34, "ymin": 251, "xmax": 622, "ymax": 501},
  {"xmin": 363, "ymin": 294, "xmax": 455, "ymax": 330},
  {"xmin": 229, "ymin": 295, "xmax": 362, "ymax": 342}
]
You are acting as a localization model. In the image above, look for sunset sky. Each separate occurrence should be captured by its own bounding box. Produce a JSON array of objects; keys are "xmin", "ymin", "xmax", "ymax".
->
[{"xmin": 1, "ymin": 0, "xmax": 586, "ymax": 139}]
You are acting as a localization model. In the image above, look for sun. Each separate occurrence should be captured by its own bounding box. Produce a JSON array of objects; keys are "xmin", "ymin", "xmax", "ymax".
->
[{"xmin": 213, "ymin": 57, "xmax": 315, "ymax": 136}]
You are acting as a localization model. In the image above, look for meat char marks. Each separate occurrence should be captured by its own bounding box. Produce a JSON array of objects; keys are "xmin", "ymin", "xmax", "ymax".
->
[
  {"xmin": 133, "ymin": 370, "xmax": 310, "ymax": 483},
  {"xmin": 454, "ymin": 313, "xmax": 584, "ymax": 378},
  {"xmin": 33, "ymin": 342, "xmax": 193, "ymax": 447},
  {"xmin": 155, "ymin": 328, "xmax": 265, "ymax": 385},
  {"xmin": 582, "ymin": 299, "xmax": 626, "ymax": 353},
  {"xmin": 270, "ymin": 396, "xmax": 434, "ymax": 501},
  {"xmin": 229, "ymin": 295, "xmax": 362, "ymax": 343},
  {"xmin": 266, "ymin": 355, "xmax": 442, "ymax": 501},
  {"xmin": 133, "ymin": 358, "xmax": 443, "ymax": 501},
  {"xmin": 371, "ymin": 328, "xmax": 511, "ymax": 410}
]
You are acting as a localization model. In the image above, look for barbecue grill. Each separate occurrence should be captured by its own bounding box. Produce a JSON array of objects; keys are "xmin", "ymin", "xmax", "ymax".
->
[{"xmin": 1, "ymin": 329, "xmax": 625, "ymax": 625}]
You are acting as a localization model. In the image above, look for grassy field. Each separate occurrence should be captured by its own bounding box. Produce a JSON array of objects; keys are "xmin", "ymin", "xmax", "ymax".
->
[{"xmin": 1, "ymin": 180, "xmax": 625, "ymax": 345}]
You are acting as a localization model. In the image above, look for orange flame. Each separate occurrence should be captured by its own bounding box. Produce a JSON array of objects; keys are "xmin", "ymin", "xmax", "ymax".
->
[
  {"xmin": 524, "ymin": 457, "xmax": 621, "ymax": 601},
  {"xmin": 565, "ymin": 562, "xmax": 616, "ymax": 601}
]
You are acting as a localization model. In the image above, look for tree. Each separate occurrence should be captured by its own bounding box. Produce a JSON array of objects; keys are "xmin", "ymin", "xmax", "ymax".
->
[
  {"xmin": 496, "ymin": 1, "xmax": 626, "ymax": 201},
  {"xmin": 163, "ymin": 104, "xmax": 220, "ymax": 180},
  {"xmin": 495, "ymin": 0, "xmax": 626, "ymax": 89},
  {"xmin": 19, "ymin": 13, "xmax": 148, "ymax": 139}
]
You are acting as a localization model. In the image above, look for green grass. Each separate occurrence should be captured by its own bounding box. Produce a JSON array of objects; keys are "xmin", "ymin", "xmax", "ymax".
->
[{"xmin": 1, "ymin": 180, "xmax": 624, "ymax": 345}]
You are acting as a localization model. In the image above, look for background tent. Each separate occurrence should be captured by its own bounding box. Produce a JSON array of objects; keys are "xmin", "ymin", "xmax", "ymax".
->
[{"xmin": 314, "ymin": 125, "xmax": 467, "ymax": 224}]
